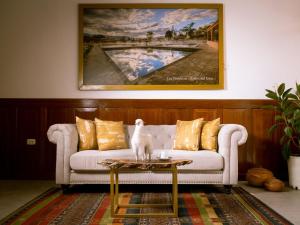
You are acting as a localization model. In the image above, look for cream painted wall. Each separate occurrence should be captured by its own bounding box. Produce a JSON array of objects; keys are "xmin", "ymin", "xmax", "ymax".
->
[{"xmin": 0, "ymin": 0, "xmax": 299, "ymax": 99}]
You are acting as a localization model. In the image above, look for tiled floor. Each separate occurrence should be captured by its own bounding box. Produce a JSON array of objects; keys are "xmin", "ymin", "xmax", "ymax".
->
[
  {"xmin": 0, "ymin": 180, "xmax": 299, "ymax": 224},
  {"xmin": 0, "ymin": 180, "xmax": 56, "ymax": 220},
  {"xmin": 240, "ymin": 181, "xmax": 300, "ymax": 224}
]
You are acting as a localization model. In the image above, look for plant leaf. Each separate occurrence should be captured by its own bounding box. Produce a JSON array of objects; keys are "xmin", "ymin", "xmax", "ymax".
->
[
  {"xmin": 294, "ymin": 109, "xmax": 300, "ymax": 119},
  {"xmin": 283, "ymin": 107, "xmax": 295, "ymax": 117},
  {"xmin": 294, "ymin": 120, "xmax": 300, "ymax": 129},
  {"xmin": 282, "ymin": 88, "xmax": 292, "ymax": 99},
  {"xmin": 296, "ymin": 82, "xmax": 300, "ymax": 96},
  {"xmin": 266, "ymin": 89, "xmax": 275, "ymax": 94},
  {"xmin": 277, "ymin": 83, "xmax": 285, "ymax": 96},
  {"xmin": 268, "ymin": 124, "xmax": 278, "ymax": 134},
  {"xmin": 284, "ymin": 126, "xmax": 293, "ymax": 137},
  {"xmin": 287, "ymin": 93, "xmax": 298, "ymax": 100},
  {"xmin": 266, "ymin": 92, "xmax": 278, "ymax": 100},
  {"xmin": 275, "ymin": 115, "xmax": 283, "ymax": 121},
  {"xmin": 280, "ymin": 135, "xmax": 287, "ymax": 145}
]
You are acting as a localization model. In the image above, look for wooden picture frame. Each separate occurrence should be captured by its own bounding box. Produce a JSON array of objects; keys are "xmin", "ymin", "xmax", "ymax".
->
[{"xmin": 79, "ymin": 4, "xmax": 223, "ymax": 90}]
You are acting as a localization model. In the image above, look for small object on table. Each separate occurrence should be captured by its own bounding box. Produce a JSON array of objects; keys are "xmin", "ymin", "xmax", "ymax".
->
[
  {"xmin": 158, "ymin": 156, "xmax": 172, "ymax": 161},
  {"xmin": 158, "ymin": 151, "xmax": 171, "ymax": 161},
  {"xmin": 246, "ymin": 167, "xmax": 274, "ymax": 187},
  {"xmin": 159, "ymin": 151, "xmax": 167, "ymax": 158},
  {"xmin": 131, "ymin": 119, "xmax": 153, "ymax": 162}
]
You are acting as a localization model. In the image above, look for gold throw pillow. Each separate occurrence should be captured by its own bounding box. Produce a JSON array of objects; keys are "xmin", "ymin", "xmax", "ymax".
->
[
  {"xmin": 75, "ymin": 116, "xmax": 97, "ymax": 150},
  {"xmin": 173, "ymin": 118, "xmax": 204, "ymax": 151},
  {"xmin": 95, "ymin": 118, "xmax": 128, "ymax": 151},
  {"xmin": 201, "ymin": 118, "xmax": 220, "ymax": 151}
]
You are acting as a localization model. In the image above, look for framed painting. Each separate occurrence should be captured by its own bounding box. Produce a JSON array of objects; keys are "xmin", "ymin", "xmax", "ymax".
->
[{"xmin": 79, "ymin": 4, "xmax": 223, "ymax": 90}]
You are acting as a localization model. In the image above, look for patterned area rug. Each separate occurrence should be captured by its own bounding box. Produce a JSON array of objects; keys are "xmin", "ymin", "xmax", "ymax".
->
[{"xmin": 0, "ymin": 186, "xmax": 292, "ymax": 225}]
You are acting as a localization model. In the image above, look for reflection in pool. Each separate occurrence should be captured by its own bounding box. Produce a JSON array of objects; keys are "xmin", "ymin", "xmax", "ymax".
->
[{"xmin": 105, "ymin": 48, "xmax": 192, "ymax": 81}]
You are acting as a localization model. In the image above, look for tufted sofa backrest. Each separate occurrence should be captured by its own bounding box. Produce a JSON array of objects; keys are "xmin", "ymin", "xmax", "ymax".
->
[{"xmin": 125, "ymin": 125, "xmax": 176, "ymax": 149}]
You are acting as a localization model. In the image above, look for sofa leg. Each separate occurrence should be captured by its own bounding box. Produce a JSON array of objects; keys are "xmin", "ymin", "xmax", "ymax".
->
[
  {"xmin": 224, "ymin": 185, "xmax": 232, "ymax": 194},
  {"xmin": 61, "ymin": 184, "xmax": 70, "ymax": 194}
]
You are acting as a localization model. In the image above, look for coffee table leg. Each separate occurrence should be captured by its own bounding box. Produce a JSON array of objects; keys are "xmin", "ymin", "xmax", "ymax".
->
[
  {"xmin": 172, "ymin": 166, "xmax": 178, "ymax": 217},
  {"xmin": 110, "ymin": 169, "xmax": 115, "ymax": 217},
  {"xmin": 115, "ymin": 170, "xmax": 119, "ymax": 206}
]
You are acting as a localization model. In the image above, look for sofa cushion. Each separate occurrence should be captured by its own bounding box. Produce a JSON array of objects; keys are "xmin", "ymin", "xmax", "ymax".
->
[
  {"xmin": 126, "ymin": 125, "xmax": 176, "ymax": 149},
  {"xmin": 76, "ymin": 117, "xmax": 97, "ymax": 150},
  {"xmin": 70, "ymin": 149, "xmax": 223, "ymax": 171},
  {"xmin": 95, "ymin": 119, "xmax": 128, "ymax": 150},
  {"xmin": 201, "ymin": 118, "xmax": 220, "ymax": 151},
  {"xmin": 168, "ymin": 150, "xmax": 223, "ymax": 170},
  {"xmin": 173, "ymin": 118, "xmax": 204, "ymax": 151}
]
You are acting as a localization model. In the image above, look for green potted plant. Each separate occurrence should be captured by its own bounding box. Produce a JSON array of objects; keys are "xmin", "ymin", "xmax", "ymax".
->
[{"xmin": 265, "ymin": 82, "xmax": 300, "ymax": 189}]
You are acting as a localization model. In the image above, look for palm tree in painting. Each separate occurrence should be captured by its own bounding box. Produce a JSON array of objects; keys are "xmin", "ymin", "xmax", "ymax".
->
[
  {"xmin": 146, "ymin": 31, "xmax": 153, "ymax": 42},
  {"xmin": 181, "ymin": 22, "xmax": 195, "ymax": 39},
  {"xmin": 165, "ymin": 30, "xmax": 173, "ymax": 40}
]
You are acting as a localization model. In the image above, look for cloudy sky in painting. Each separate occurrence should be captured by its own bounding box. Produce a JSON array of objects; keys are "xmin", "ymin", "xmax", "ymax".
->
[{"xmin": 83, "ymin": 8, "xmax": 217, "ymax": 38}]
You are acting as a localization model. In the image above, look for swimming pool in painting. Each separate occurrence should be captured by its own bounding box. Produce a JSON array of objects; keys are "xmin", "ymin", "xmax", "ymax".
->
[{"xmin": 104, "ymin": 48, "xmax": 193, "ymax": 81}]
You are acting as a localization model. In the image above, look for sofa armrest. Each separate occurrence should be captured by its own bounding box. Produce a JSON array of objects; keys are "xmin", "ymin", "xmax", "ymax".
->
[
  {"xmin": 47, "ymin": 124, "xmax": 78, "ymax": 184},
  {"xmin": 218, "ymin": 124, "xmax": 248, "ymax": 184}
]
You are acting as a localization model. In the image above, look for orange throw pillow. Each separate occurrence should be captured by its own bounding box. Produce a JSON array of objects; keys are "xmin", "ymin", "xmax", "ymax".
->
[
  {"xmin": 201, "ymin": 118, "xmax": 220, "ymax": 151},
  {"xmin": 75, "ymin": 116, "xmax": 97, "ymax": 150},
  {"xmin": 173, "ymin": 118, "xmax": 204, "ymax": 151},
  {"xmin": 95, "ymin": 118, "xmax": 128, "ymax": 150}
]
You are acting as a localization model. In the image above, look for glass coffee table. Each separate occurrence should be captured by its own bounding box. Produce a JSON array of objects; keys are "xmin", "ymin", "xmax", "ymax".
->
[{"xmin": 101, "ymin": 159, "xmax": 192, "ymax": 218}]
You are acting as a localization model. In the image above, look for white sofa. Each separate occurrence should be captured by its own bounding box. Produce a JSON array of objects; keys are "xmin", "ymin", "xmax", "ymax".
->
[{"xmin": 47, "ymin": 123, "xmax": 247, "ymax": 190}]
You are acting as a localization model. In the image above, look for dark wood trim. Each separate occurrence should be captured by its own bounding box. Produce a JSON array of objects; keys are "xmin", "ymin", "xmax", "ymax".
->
[
  {"xmin": 0, "ymin": 98, "xmax": 274, "ymax": 107},
  {"xmin": 0, "ymin": 98, "xmax": 284, "ymax": 180}
]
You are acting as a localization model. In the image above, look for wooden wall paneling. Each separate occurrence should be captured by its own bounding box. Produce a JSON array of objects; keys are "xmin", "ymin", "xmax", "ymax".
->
[
  {"xmin": 43, "ymin": 141, "xmax": 56, "ymax": 180},
  {"xmin": 252, "ymin": 109, "xmax": 274, "ymax": 167},
  {"xmin": 75, "ymin": 108, "xmax": 98, "ymax": 120},
  {"xmin": 40, "ymin": 106, "xmax": 54, "ymax": 179},
  {"xmin": 129, "ymin": 108, "xmax": 163, "ymax": 125},
  {"xmin": 0, "ymin": 106, "xmax": 17, "ymax": 179},
  {"xmin": 192, "ymin": 109, "xmax": 222, "ymax": 121},
  {"xmin": 47, "ymin": 107, "xmax": 76, "ymax": 126},
  {"xmin": 252, "ymin": 109, "xmax": 285, "ymax": 178},
  {"xmin": 223, "ymin": 109, "xmax": 253, "ymax": 177},
  {"xmin": 98, "ymin": 108, "xmax": 130, "ymax": 124},
  {"xmin": 16, "ymin": 106, "xmax": 42, "ymax": 179},
  {"xmin": 161, "ymin": 109, "xmax": 191, "ymax": 124},
  {"xmin": 271, "ymin": 123, "xmax": 287, "ymax": 179}
]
